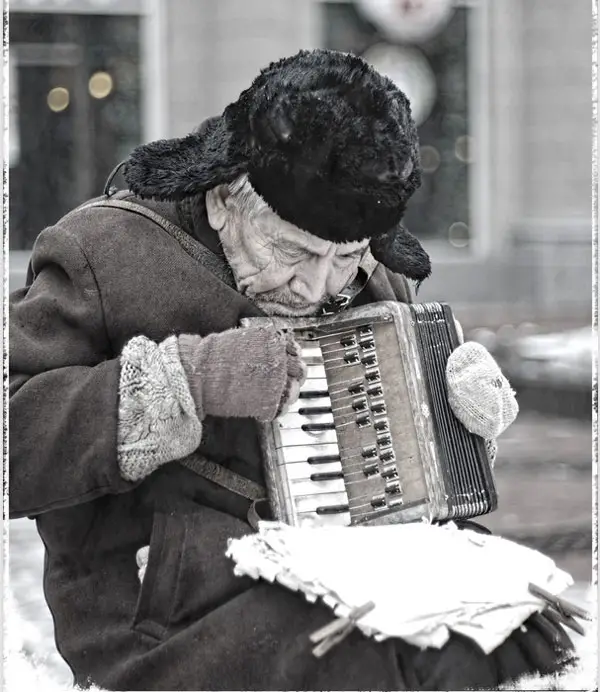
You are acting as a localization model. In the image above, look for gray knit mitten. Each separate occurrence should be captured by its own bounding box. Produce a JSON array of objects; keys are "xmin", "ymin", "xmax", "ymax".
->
[
  {"xmin": 446, "ymin": 342, "xmax": 518, "ymax": 441},
  {"xmin": 178, "ymin": 326, "xmax": 306, "ymax": 422}
]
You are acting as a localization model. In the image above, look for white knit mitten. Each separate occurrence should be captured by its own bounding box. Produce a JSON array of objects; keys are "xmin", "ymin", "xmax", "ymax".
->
[
  {"xmin": 446, "ymin": 342, "xmax": 518, "ymax": 440},
  {"xmin": 136, "ymin": 545, "xmax": 149, "ymax": 583}
]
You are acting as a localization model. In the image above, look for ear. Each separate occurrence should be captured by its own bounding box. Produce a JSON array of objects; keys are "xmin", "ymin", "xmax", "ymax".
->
[{"xmin": 205, "ymin": 185, "xmax": 230, "ymax": 231}]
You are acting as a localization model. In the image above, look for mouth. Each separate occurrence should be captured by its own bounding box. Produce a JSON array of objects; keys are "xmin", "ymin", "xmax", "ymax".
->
[{"xmin": 254, "ymin": 299, "xmax": 320, "ymax": 317}]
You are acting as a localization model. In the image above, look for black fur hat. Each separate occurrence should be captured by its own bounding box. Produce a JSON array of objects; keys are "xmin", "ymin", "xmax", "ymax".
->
[{"xmin": 124, "ymin": 49, "xmax": 431, "ymax": 283}]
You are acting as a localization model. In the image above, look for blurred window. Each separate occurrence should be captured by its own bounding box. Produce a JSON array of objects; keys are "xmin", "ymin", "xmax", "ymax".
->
[
  {"xmin": 320, "ymin": 0, "xmax": 479, "ymax": 250},
  {"xmin": 9, "ymin": 10, "xmax": 142, "ymax": 250}
]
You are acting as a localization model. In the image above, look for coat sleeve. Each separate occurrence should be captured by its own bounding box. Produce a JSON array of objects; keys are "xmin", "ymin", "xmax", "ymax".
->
[{"xmin": 9, "ymin": 223, "xmax": 140, "ymax": 519}]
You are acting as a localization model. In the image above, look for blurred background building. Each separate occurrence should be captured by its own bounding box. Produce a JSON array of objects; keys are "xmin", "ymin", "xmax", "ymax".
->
[{"xmin": 5, "ymin": 0, "xmax": 596, "ymax": 687}]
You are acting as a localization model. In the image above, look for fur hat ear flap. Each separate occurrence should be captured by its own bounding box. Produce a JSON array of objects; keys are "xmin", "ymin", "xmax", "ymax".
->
[
  {"xmin": 369, "ymin": 223, "xmax": 431, "ymax": 286},
  {"xmin": 123, "ymin": 117, "xmax": 248, "ymax": 201}
]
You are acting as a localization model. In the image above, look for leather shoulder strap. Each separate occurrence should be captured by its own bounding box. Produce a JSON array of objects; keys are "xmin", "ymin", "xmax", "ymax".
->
[{"xmin": 75, "ymin": 197, "xmax": 236, "ymax": 288}]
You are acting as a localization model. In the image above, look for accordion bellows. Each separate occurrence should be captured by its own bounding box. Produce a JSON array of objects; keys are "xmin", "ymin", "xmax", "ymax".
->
[{"xmin": 242, "ymin": 302, "xmax": 497, "ymax": 527}]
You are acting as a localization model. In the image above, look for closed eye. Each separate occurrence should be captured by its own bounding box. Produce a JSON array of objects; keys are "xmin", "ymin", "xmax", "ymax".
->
[
  {"xmin": 275, "ymin": 244, "xmax": 309, "ymax": 261},
  {"xmin": 336, "ymin": 250, "xmax": 364, "ymax": 261}
]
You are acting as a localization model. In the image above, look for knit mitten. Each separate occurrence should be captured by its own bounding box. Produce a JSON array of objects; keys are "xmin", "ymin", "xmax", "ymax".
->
[
  {"xmin": 446, "ymin": 341, "xmax": 518, "ymax": 440},
  {"xmin": 178, "ymin": 326, "xmax": 306, "ymax": 422}
]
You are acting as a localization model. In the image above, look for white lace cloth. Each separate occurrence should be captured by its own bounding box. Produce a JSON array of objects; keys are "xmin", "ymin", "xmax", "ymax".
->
[{"xmin": 225, "ymin": 521, "xmax": 573, "ymax": 654}]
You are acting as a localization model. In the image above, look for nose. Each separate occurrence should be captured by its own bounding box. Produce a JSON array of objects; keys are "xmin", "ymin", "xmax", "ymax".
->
[{"xmin": 289, "ymin": 255, "xmax": 334, "ymax": 304}]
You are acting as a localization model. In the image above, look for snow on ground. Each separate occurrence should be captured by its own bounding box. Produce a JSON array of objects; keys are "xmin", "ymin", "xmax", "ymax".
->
[{"xmin": 4, "ymin": 518, "xmax": 598, "ymax": 691}]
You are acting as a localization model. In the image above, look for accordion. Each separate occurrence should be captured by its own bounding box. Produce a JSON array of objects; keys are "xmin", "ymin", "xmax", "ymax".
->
[{"xmin": 241, "ymin": 302, "xmax": 497, "ymax": 528}]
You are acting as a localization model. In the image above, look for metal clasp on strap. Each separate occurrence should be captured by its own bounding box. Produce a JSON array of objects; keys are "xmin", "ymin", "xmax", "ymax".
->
[{"xmin": 320, "ymin": 292, "xmax": 353, "ymax": 315}]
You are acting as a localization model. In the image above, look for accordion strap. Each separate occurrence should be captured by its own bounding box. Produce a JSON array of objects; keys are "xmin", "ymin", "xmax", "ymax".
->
[
  {"xmin": 179, "ymin": 453, "xmax": 267, "ymax": 502},
  {"xmin": 321, "ymin": 250, "xmax": 379, "ymax": 314},
  {"xmin": 72, "ymin": 193, "xmax": 236, "ymax": 288}
]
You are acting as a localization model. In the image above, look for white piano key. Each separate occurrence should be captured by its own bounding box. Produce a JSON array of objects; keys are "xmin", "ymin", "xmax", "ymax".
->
[
  {"xmin": 293, "ymin": 491, "xmax": 349, "ymax": 514},
  {"xmin": 281, "ymin": 460, "xmax": 343, "ymax": 479},
  {"xmin": 297, "ymin": 512, "xmax": 352, "ymax": 528},
  {"xmin": 279, "ymin": 443, "xmax": 340, "ymax": 463},
  {"xmin": 300, "ymin": 346, "xmax": 324, "ymax": 362},
  {"xmin": 277, "ymin": 411, "xmax": 334, "ymax": 429},
  {"xmin": 284, "ymin": 396, "xmax": 332, "ymax": 413},
  {"xmin": 275, "ymin": 427, "xmax": 339, "ymax": 447},
  {"xmin": 306, "ymin": 364, "xmax": 327, "ymax": 379},
  {"xmin": 289, "ymin": 477, "xmax": 347, "ymax": 495},
  {"xmin": 299, "ymin": 378, "xmax": 328, "ymax": 393}
]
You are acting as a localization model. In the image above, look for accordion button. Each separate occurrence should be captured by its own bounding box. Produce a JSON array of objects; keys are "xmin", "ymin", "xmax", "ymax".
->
[
  {"xmin": 363, "ymin": 462, "xmax": 379, "ymax": 476},
  {"xmin": 371, "ymin": 494, "xmax": 386, "ymax": 508},
  {"xmin": 356, "ymin": 413, "xmax": 371, "ymax": 428},
  {"xmin": 361, "ymin": 354, "xmax": 377, "ymax": 367},
  {"xmin": 381, "ymin": 463, "xmax": 398, "ymax": 479},
  {"xmin": 385, "ymin": 480, "xmax": 402, "ymax": 495},
  {"xmin": 359, "ymin": 338, "xmax": 375, "ymax": 350},
  {"xmin": 352, "ymin": 397, "xmax": 368, "ymax": 412}
]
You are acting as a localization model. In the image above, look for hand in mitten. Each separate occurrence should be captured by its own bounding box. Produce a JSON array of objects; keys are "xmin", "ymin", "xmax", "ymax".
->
[
  {"xmin": 446, "ymin": 342, "xmax": 518, "ymax": 463},
  {"xmin": 178, "ymin": 326, "xmax": 306, "ymax": 423}
]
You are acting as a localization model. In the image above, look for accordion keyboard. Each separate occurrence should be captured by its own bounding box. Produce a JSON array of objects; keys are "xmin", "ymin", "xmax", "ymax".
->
[{"xmin": 244, "ymin": 302, "xmax": 496, "ymax": 528}]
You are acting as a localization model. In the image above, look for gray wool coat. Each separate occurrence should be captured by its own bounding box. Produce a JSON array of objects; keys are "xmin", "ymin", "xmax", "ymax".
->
[{"xmin": 9, "ymin": 192, "xmax": 574, "ymax": 691}]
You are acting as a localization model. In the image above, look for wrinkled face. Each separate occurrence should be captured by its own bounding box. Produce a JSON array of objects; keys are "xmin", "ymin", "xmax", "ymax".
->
[{"xmin": 205, "ymin": 176, "xmax": 369, "ymax": 316}]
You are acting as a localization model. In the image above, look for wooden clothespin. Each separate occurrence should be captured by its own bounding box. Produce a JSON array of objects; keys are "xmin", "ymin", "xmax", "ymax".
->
[
  {"xmin": 309, "ymin": 601, "xmax": 376, "ymax": 658},
  {"xmin": 528, "ymin": 583, "xmax": 592, "ymax": 636}
]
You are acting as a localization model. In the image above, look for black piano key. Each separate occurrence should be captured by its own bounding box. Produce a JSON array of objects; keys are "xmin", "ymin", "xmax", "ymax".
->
[
  {"xmin": 306, "ymin": 454, "xmax": 341, "ymax": 464},
  {"xmin": 316, "ymin": 504, "xmax": 350, "ymax": 515},
  {"xmin": 299, "ymin": 390, "xmax": 330, "ymax": 399},
  {"xmin": 298, "ymin": 406, "xmax": 333, "ymax": 416},
  {"xmin": 310, "ymin": 471, "xmax": 344, "ymax": 481},
  {"xmin": 348, "ymin": 382, "xmax": 365, "ymax": 395},
  {"xmin": 301, "ymin": 423, "xmax": 336, "ymax": 432}
]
